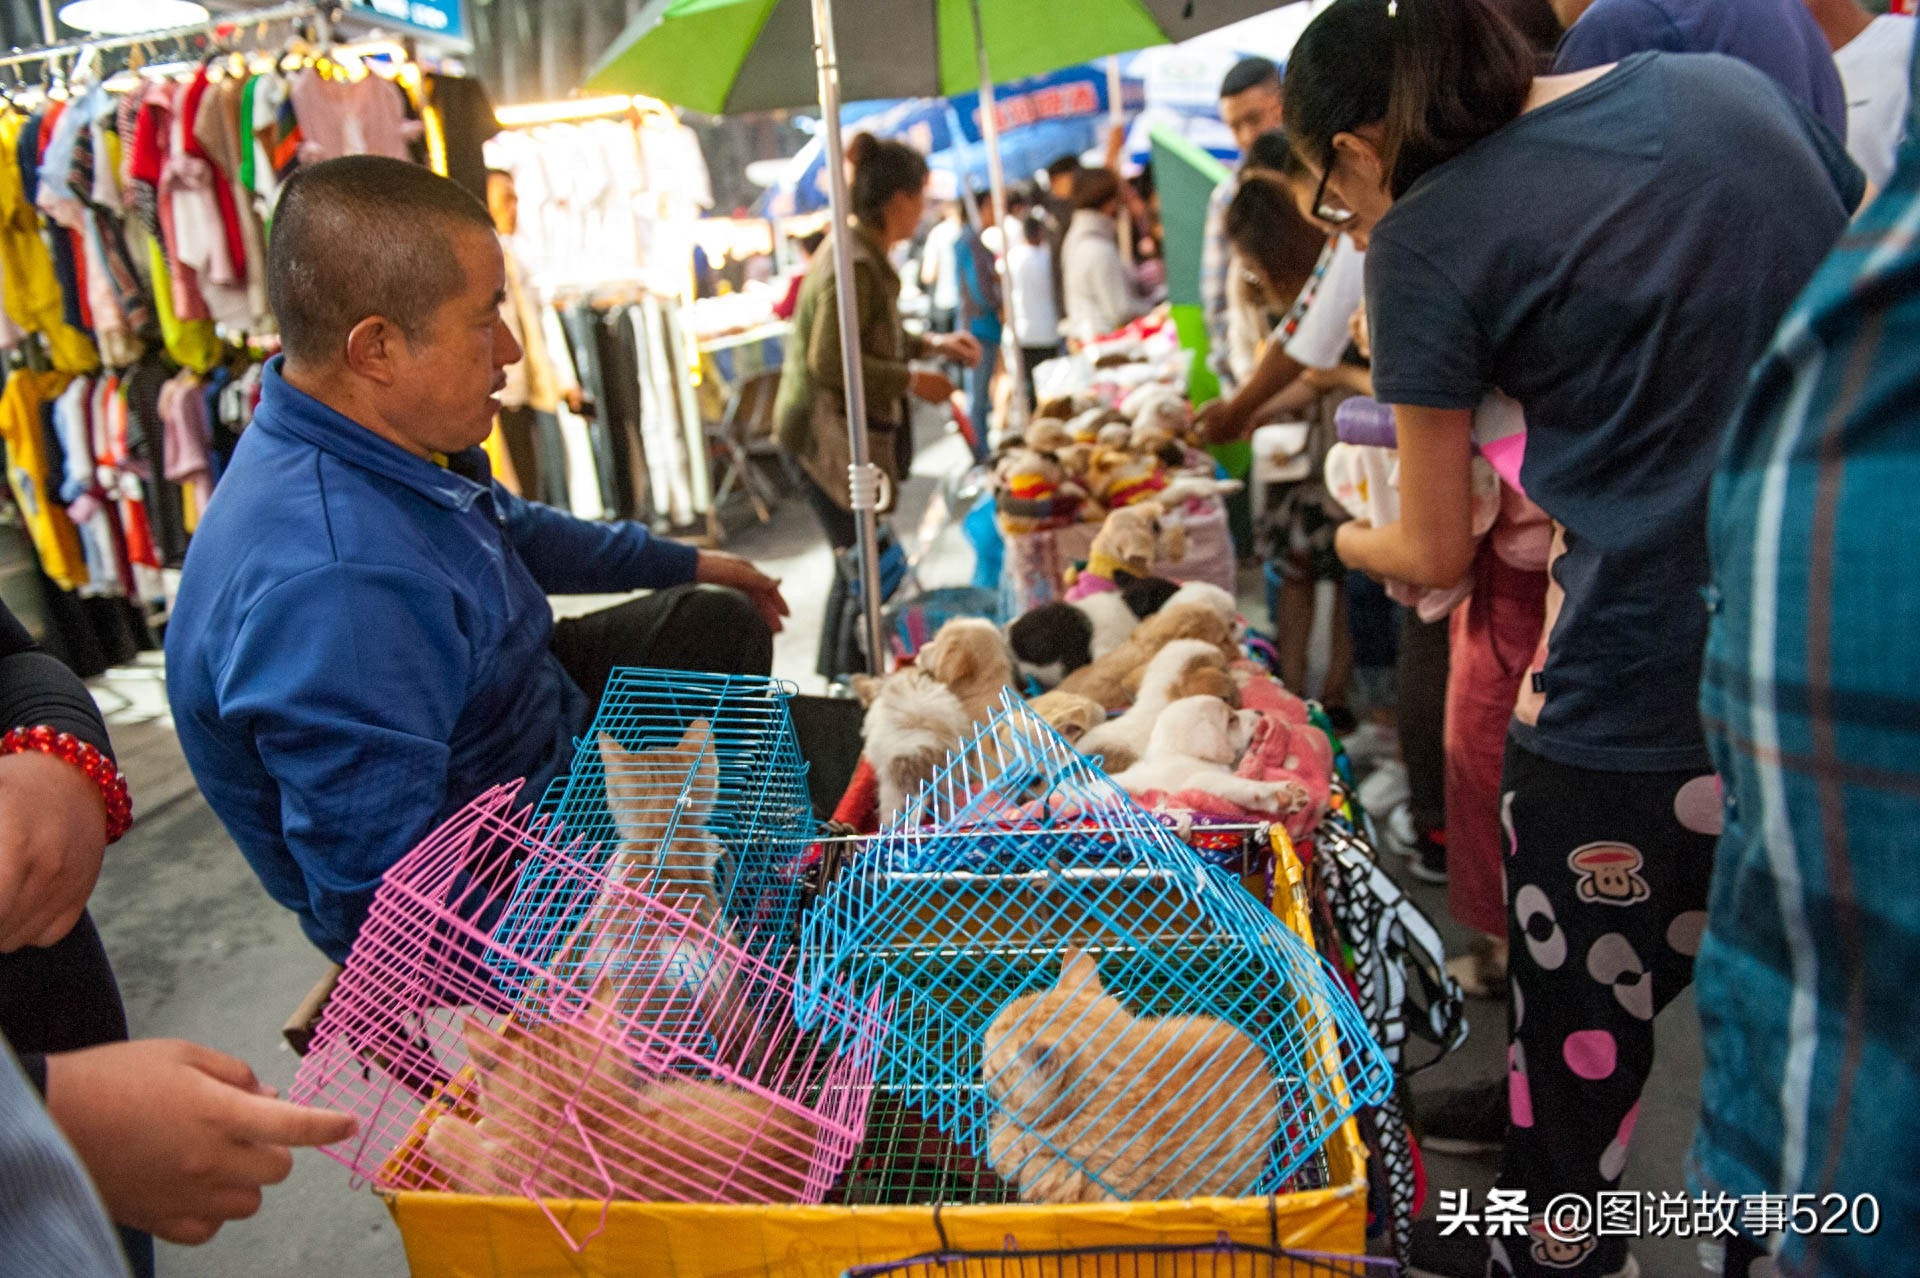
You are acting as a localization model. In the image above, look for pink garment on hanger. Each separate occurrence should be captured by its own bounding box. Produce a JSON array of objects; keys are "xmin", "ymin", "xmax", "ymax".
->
[
  {"xmin": 287, "ymin": 69, "xmax": 419, "ymax": 163},
  {"xmin": 159, "ymin": 371, "xmax": 214, "ymax": 513},
  {"xmin": 146, "ymin": 82, "xmax": 212, "ymax": 322}
]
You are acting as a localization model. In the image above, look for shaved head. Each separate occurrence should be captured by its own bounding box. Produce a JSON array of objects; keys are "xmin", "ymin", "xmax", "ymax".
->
[{"xmin": 268, "ymin": 155, "xmax": 496, "ymax": 369}]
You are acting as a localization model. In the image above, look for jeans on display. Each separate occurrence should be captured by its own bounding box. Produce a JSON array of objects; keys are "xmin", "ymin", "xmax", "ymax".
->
[{"xmin": 560, "ymin": 305, "xmax": 622, "ymax": 517}]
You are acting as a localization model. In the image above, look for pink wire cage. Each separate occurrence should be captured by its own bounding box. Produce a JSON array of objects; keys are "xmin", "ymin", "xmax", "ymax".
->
[{"xmin": 290, "ymin": 783, "xmax": 888, "ymax": 1250}]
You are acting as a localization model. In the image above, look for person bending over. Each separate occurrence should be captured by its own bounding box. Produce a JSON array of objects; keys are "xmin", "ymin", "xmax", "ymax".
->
[{"xmin": 166, "ymin": 157, "xmax": 787, "ymax": 964}]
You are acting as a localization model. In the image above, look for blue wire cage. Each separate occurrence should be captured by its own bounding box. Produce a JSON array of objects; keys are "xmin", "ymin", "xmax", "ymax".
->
[
  {"xmin": 801, "ymin": 693, "xmax": 1393, "ymax": 1205},
  {"xmin": 490, "ymin": 670, "xmax": 815, "ymax": 1019}
]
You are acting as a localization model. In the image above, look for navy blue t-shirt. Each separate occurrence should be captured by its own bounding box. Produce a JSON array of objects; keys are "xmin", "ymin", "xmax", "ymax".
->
[
  {"xmin": 1555, "ymin": 0, "xmax": 1846, "ymax": 136},
  {"xmin": 1365, "ymin": 54, "xmax": 1862, "ymax": 771}
]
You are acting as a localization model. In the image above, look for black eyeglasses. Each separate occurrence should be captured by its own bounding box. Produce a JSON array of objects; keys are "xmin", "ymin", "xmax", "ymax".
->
[{"xmin": 1312, "ymin": 145, "xmax": 1356, "ymax": 227}]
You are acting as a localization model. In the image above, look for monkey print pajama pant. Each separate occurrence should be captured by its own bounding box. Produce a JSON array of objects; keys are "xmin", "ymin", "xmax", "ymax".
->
[{"xmin": 1494, "ymin": 738, "xmax": 1722, "ymax": 1274}]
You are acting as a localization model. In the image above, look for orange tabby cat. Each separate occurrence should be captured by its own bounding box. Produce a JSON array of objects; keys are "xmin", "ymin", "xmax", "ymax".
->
[
  {"xmin": 978, "ymin": 950, "xmax": 1280, "ymax": 1203},
  {"xmin": 422, "ymin": 978, "xmax": 820, "ymax": 1202},
  {"xmin": 559, "ymin": 721, "xmax": 748, "ymax": 1052}
]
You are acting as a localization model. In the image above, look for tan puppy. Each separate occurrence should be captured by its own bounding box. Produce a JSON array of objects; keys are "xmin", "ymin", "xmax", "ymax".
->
[
  {"xmin": 1028, "ymin": 690, "xmax": 1107, "ymax": 746},
  {"xmin": 918, "ymin": 617, "xmax": 1018, "ymax": 729},
  {"xmin": 1083, "ymin": 501, "xmax": 1187, "ymax": 584},
  {"xmin": 1055, "ymin": 602, "xmax": 1237, "ymax": 710},
  {"xmin": 1081, "ymin": 640, "xmax": 1240, "ymax": 773}
]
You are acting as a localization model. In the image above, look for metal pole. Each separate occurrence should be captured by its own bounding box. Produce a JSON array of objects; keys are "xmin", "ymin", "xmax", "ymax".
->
[
  {"xmin": 808, "ymin": 0, "xmax": 889, "ymax": 674},
  {"xmin": 966, "ymin": 0, "xmax": 1027, "ymax": 440},
  {"xmin": 36, "ymin": 0, "xmax": 53, "ymax": 44}
]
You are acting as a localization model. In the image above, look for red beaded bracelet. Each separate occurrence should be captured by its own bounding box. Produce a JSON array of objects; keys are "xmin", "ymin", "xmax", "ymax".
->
[{"xmin": 0, "ymin": 726, "xmax": 133, "ymax": 844}]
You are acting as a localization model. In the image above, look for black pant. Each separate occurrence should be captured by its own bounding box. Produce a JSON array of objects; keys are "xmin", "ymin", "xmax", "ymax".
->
[
  {"xmin": 1498, "ymin": 738, "xmax": 1718, "ymax": 1275},
  {"xmin": 1021, "ymin": 344, "xmax": 1061, "ymax": 405},
  {"xmin": 0, "ymin": 912, "xmax": 154, "ymax": 1277},
  {"xmin": 1396, "ymin": 609, "xmax": 1451, "ymax": 839},
  {"xmin": 550, "ymin": 585, "xmax": 775, "ymax": 711},
  {"xmin": 791, "ymin": 469, "xmax": 867, "ymax": 680}
]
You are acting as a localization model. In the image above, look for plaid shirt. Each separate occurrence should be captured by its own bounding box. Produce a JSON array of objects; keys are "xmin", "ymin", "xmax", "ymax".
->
[
  {"xmin": 1200, "ymin": 175, "xmax": 1236, "ymax": 386},
  {"xmin": 1690, "ymin": 40, "xmax": 1920, "ymax": 1274}
]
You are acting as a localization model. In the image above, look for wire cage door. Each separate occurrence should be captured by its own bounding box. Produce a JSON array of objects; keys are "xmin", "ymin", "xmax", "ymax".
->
[
  {"xmin": 530, "ymin": 669, "xmax": 815, "ymax": 952},
  {"xmin": 290, "ymin": 784, "xmax": 887, "ymax": 1252},
  {"xmin": 802, "ymin": 693, "xmax": 1393, "ymax": 1207},
  {"xmin": 842, "ymin": 1241, "xmax": 1398, "ymax": 1277}
]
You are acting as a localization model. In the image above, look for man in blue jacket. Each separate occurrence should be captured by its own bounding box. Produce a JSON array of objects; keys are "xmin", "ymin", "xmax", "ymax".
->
[{"xmin": 165, "ymin": 157, "xmax": 788, "ymax": 963}]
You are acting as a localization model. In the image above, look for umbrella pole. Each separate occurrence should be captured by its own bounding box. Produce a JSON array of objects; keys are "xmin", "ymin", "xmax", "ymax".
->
[
  {"xmin": 810, "ymin": 0, "xmax": 890, "ymax": 674},
  {"xmin": 966, "ymin": 0, "xmax": 1028, "ymax": 440}
]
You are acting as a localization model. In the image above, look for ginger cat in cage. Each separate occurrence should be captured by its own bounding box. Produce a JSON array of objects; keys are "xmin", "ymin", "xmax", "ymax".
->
[
  {"xmin": 979, "ymin": 950, "xmax": 1281, "ymax": 1203},
  {"xmin": 421, "ymin": 976, "xmax": 820, "ymax": 1202},
  {"xmin": 561, "ymin": 720, "xmax": 747, "ymax": 1045}
]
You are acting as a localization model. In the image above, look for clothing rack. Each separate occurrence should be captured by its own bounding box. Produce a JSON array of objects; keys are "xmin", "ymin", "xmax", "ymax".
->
[{"xmin": 0, "ymin": 2, "xmax": 332, "ymax": 73}]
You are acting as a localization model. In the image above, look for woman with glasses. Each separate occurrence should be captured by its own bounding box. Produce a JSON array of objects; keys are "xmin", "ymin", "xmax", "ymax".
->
[{"xmin": 1282, "ymin": 1, "xmax": 1863, "ymax": 1274}]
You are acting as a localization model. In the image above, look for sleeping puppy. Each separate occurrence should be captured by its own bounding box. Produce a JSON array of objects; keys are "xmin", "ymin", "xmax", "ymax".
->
[
  {"xmin": 918, "ymin": 617, "xmax": 1017, "ymax": 729},
  {"xmin": 1111, "ymin": 696, "xmax": 1297, "ymax": 813},
  {"xmin": 1028, "ymin": 690, "xmax": 1107, "ymax": 746},
  {"xmin": 853, "ymin": 669, "xmax": 970, "ymax": 822},
  {"xmin": 1055, "ymin": 601, "xmax": 1239, "ymax": 710},
  {"xmin": 1163, "ymin": 581, "xmax": 1244, "ymax": 641},
  {"xmin": 1078, "ymin": 639, "xmax": 1238, "ymax": 774},
  {"xmin": 1006, "ymin": 594, "xmax": 1141, "ymax": 689}
]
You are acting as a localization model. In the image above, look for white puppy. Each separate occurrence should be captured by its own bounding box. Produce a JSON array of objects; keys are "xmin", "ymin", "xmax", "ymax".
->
[
  {"xmin": 857, "ymin": 669, "xmax": 970, "ymax": 823},
  {"xmin": 1111, "ymin": 695, "xmax": 1295, "ymax": 813},
  {"xmin": 1079, "ymin": 639, "xmax": 1235, "ymax": 772},
  {"xmin": 1164, "ymin": 580, "xmax": 1245, "ymax": 641}
]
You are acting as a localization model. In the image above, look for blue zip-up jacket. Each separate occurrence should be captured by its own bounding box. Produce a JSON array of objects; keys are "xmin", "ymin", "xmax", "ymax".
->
[{"xmin": 165, "ymin": 359, "xmax": 699, "ymax": 961}]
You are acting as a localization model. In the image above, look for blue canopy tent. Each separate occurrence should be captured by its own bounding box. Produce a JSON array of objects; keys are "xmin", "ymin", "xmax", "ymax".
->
[{"xmin": 755, "ymin": 61, "xmax": 1143, "ymax": 217}]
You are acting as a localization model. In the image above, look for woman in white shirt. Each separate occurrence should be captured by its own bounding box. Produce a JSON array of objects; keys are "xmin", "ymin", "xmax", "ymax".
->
[
  {"xmin": 1060, "ymin": 167, "xmax": 1148, "ymax": 341},
  {"xmin": 1008, "ymin": 210, "xmax": 1062, "ymax": 402}
]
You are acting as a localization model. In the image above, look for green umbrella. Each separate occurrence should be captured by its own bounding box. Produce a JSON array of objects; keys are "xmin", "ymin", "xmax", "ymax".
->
[
  {"xmin": 591, "ymin": 0, "xmax": 1289, "ymax": 671},
  {"xmin": 587, "ymin": 0, "xmax": 1281, "ymax": 114}
]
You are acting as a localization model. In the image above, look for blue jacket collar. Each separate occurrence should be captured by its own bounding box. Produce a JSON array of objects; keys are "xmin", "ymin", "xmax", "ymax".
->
[{"xmin": 254, "ymin": 356, "xmax": 491, "ymax": 512}]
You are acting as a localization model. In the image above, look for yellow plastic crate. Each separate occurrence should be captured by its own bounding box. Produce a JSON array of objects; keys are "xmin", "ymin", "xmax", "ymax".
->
[{"xmin": 377, "ymin": 834, "xmax": 1371, "ymax": 1276}]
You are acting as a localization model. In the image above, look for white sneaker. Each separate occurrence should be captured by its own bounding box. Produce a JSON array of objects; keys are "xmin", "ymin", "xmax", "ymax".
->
[
  {"xmin": 1357, "ymin": 759, "xmax": 1410, "ymax": 817},
  {"xmin": 1386, "ymin": 803, "xmax": 1418, "ymax": 855},
  {"xmin": 1340, "ymin": 721, "xmax": 1398, "ymax": 768}
]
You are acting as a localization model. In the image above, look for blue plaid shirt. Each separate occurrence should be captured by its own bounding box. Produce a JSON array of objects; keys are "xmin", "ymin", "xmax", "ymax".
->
[
  {"xmin": 1200, "ymin": 175, "xmax": 1236, "ymax": 388},
  {"xmin": 1690, "ymin": 36, "xmax": 1920, "ymax": 1274}
]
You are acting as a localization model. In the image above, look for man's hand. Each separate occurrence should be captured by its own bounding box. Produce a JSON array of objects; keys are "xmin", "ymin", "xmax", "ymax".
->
[
  {"xmin": 1194, "ymin": 395, "xmax": 1249, "ymax": 445},
  {"xmin": 45, "ymin": 1040, "xmax": 358, "ymax": 1246},
  {"xmin": 563, "ymin": 387, "xmax": 585, "ymax": 414},
  {"xmin": 695, "ymin": 551, "xmax": 790, "ymax": 634},
  {"xmin": 0, "ymin": 750, "xmax": 108, "ymax": 952},
  {"xmin": 909, "ymin": 368, "xmax": 959, "ymax": 404},
  {"xmin": 936, "ymin": 333, "xmax": 984, "ymax": 369}
]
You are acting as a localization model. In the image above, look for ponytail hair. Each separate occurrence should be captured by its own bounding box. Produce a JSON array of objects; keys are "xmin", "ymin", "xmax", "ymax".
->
[
  {"xmin": 1285, "ymin": 0, "xmax": 1536, "ymax": 198},
  {"xmin": 846, "ymin": 132, "xmax": 929, "ymax": 228},
  {"xmin": 1225, "ymin": 173, "xmax": 1327, "ymax": 305}
]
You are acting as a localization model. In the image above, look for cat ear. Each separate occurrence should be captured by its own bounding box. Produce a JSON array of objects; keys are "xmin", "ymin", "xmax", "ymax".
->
[
  {"xmin": 597, "ymin": 732, "xmax": 634, "ymax": 775},
  {"xmin": 461, "ymin": 1016, "xmax": 508, "ymax": 1073},
  {"xmin": 1057, "ymin": 949, "xmax": 1103, "ymax": 995},
  {"xmin": 678, "ymin": 718, "xmax": 714, "ymax": 753}
]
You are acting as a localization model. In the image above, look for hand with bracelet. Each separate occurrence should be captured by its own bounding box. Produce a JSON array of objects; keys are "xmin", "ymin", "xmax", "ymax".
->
[{"xmin": 0, "ymin": 727, "xmax": 130, "ymax": 953}]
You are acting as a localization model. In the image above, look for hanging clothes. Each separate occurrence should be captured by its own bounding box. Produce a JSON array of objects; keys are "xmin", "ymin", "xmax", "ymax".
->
[
  {"xmin": 287, "ymin": 68, "xmax": 419, "ymax": 163},
  {"xmin": 52, "ymin": 374, "xmax": 118, "ymax": 596},
  {"xmin": 0, "ymin": 111, "xmax": 97, "ymax": 372},
  {"xmin": 194, "ymin": 71, "xmax": 270, "ymax": 332},
  {"xmin": 0, "ymin": 369, "xmax": 86, "ymax": 589}
]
